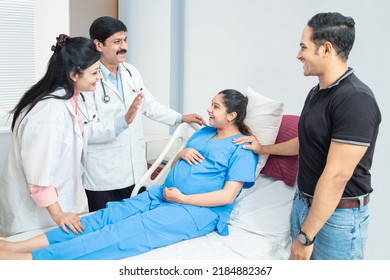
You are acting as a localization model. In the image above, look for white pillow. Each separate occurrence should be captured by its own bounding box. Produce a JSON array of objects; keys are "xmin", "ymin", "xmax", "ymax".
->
[{"xmin": 244, "ymin": 86, "xmax": 284, "ymax": 175}]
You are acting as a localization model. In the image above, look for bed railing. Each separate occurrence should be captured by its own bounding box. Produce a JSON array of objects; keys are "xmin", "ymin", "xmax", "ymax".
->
[{"xmin": 132, "ymin": 122, "xmax": 200, "ymax": 197}]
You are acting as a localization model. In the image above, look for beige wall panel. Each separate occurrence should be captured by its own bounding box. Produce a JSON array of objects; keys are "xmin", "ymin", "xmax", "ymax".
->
[{"xmin": 70, "ymin": 0, "xmax": 118, "ymax": 37}]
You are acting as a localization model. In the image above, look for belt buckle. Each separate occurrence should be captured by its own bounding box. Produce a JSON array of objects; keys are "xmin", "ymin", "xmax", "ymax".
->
[{"xmin": 299, "ymin": 192, "xmax": 311, "ymax": 207}]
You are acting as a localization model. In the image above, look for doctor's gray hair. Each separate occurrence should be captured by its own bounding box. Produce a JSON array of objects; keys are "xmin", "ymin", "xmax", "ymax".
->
[
  {"xmin": 218, "ymin": 89, "xmax": 251, "ymax": 136},
  {"xmin": 89, "ymin": 16, "xmax": 127, "ymax": 43}
]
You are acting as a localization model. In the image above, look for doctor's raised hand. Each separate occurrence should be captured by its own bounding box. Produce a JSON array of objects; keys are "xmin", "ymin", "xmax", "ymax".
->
[
  {"xmin": 125, "ymin": 92, "xmax": 144, "ymax": 124},
  {"xmin": 0, "ymin": 34, "xmax": 102, "ymax": 236}
]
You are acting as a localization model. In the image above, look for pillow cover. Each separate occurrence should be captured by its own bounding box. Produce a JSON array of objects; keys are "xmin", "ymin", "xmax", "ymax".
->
[
  {"xmin": 260, "ymin": 114, "xmax": 299, "ymax": 187},
  {"xmin": 244, "ymin": 87, "xmax": 284, "ymax": 175}
]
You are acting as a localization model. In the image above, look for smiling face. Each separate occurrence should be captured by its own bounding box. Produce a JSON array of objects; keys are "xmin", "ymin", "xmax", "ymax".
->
[
  {"xmin": 95, "ymin": 31, "xmax": 128, "ymax": 70},
  {"xmin": 207, "ymin": 93, "xmax": 236, "ymax": 129},
  {"xmin": 296, "ymin": 25, "xmax": 325, "ymax": 77},
  {"xmin": 72, "ymin": 61, "xmax": 102, "ymax": 93}
]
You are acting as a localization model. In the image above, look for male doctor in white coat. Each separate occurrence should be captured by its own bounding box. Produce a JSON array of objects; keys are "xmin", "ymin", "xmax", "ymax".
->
[{"xmin": 79, "ymin": 16, "xmax": 206, "ymax": 212}]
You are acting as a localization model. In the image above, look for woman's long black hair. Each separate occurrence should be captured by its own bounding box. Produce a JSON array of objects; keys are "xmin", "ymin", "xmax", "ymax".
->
[
  {"xmin": 218, "ymin": 89, "xmax": 251, "ymax": 136},
  {"xmin": 10, "ymin": 34, "xmax": 101, "ymax": 131}
]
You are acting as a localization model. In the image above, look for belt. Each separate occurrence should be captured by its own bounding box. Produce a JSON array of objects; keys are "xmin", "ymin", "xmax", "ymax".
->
[{"xmin": 298, "ymin": 191, "xmax": 370, "ymax": 209}]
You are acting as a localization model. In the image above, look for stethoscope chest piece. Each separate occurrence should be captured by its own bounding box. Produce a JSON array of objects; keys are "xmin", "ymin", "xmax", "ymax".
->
[{"xmin": 102, "ymin": 94, "xmax": 110, "ymax": 103}]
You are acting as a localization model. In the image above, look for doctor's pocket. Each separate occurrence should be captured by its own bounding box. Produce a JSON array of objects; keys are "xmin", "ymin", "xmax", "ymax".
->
[{"xmin": 87, "ymin": 142, "xmax": 126, "ymax": 173}]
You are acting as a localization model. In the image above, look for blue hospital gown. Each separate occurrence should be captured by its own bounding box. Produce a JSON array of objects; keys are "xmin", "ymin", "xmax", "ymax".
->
[
  {"xmin": 32, "ymin": 126, "xmax": 258, "ymax": 260},
  {"xmin": 164, "ymin": 126, "xmax": 258, "ymax": 234}
]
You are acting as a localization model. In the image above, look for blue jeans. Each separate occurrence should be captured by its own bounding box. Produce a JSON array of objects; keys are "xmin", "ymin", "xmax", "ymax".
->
[{"xmin": 290, "ymin": 192, "xmax": 370, "ymax": 260}]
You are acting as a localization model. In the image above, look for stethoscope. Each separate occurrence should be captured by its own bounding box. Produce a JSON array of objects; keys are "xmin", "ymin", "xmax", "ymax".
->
[
  {"xmin": 79, "ymin": 92, "xmax": 97, "ymax": 124},
  {"xmin": 79, "ymin": 64, "xmax": 143, "ymax": 124},
  {"xmin": 101, "ymin": 63, "xmax": 143, "ymax": 103}
]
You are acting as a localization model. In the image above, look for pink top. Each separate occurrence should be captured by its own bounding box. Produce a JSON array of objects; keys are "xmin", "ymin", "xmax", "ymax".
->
[
  {"xmin": 70, "ymin": 93, "xmax": 84, "ymax": 134},
  {"xmin": 28, "ymin": 184, "xmax": 58, "ymax": 207}
]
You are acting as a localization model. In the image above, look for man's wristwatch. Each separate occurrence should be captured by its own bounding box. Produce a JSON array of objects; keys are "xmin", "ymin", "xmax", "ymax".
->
[{"xmin": 298, "ymin": 230, "xmax": 315, "ymax": 246}]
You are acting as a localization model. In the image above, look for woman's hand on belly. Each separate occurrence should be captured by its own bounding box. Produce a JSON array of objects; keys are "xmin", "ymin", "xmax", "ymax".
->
[
  {"xmin": 163, "ymin": 187, "xmax": 186, "ymax": 204},
  {"xmin": 178, "ymin": 148, "xmax": 204, "ymax": 165}
]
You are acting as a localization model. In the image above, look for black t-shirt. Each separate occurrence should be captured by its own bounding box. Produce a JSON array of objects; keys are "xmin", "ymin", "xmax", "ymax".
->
[{"xmin": 298, "ymin": 68, "xmax": 381, "ymax": 197}]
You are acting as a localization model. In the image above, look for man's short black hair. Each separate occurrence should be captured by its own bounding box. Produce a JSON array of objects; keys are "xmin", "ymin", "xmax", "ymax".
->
[{"xmin": 89, "ymin": 16, "xmax": 127, "ymax": 43}]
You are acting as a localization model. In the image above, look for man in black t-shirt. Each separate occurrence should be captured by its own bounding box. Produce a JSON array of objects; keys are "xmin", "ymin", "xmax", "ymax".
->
[{"xmin": 234, "ymin": 12, "xmax": 381, "ymax": 260}]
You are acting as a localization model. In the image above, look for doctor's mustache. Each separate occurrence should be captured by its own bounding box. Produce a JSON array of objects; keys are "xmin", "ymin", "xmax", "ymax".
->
[{"xmin": 116, "ymin": 49, "xmax": 127, "ymax": 55}]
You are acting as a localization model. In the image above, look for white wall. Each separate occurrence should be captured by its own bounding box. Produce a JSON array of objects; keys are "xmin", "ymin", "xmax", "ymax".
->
[
  {"xmin": 34, "ymin": 0, "xmax": 70, "ymax": 80},
  {"xmin": 119, "ymin": 0, "xmax": 390, "ymax": 259},
  {"xmin": 120, "ymin": 0, "xmax": 174, "ymax": 135}
]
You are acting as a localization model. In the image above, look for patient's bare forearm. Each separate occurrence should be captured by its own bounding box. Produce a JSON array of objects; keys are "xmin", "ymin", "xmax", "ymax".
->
[{"xmin": 182, "ymin": 182, "xmax": 242, "ymax": 207}]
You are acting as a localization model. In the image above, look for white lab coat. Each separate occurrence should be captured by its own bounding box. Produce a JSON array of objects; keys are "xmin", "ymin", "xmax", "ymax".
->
[
  {"xmin": 0, "ymin": 89, "xmax": 85, "ymax": 236},
  {"xmin": 79, "ymin": 62, "xmax": 180, "ymax": 191}
]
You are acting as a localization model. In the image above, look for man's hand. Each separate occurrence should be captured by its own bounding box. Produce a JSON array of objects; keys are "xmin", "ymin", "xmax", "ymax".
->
[
  {"xmin": 125, "ymin": 92, "xmax": 144, "ymax": 124},
  {"xmin": 289, "ymin": 237, "xmax": 314, "ymax": 260},
  {"xmin": 182, "ymin": 114, "xmax": 207, "ymax": 126},
  {"xmin": 233, "ymin": 135, "xmax": 263, "ymax": 154}
]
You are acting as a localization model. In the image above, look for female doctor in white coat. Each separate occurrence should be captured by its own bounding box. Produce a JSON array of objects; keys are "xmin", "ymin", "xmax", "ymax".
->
[
  {"xmin": 79, "ymin": 16, "xmax": 207, "ymax": 212},
  {"xmin": 0, "ymin": 35, "xmax": 107, "ymax": 236}
]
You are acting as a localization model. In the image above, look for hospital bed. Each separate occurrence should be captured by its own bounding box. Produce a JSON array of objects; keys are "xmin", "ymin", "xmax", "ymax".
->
[
  {"xmin": 4, "ymin": 115, "xmax": 299, "ymax": 260},
  {"xmin": 130, "ymin": 115, "xmax": 298, "ymax": 260}
]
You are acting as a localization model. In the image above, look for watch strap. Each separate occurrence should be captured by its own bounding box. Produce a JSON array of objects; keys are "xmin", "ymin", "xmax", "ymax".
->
[{"xmin": 299, "ymin": 230, "xmax": 315, "ymax": 246}]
